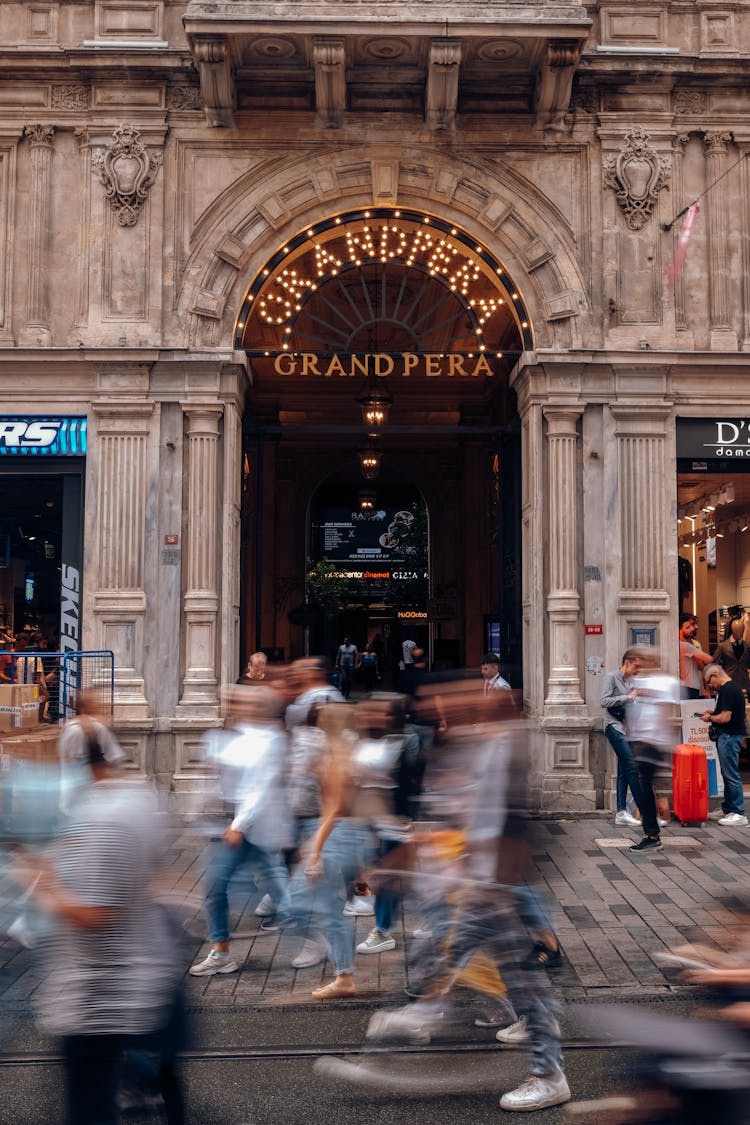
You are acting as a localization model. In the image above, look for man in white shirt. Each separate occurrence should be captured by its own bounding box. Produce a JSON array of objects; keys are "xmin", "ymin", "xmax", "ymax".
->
[{"xmin": 480, "ymin": 652, "xmax": 511, "ymax": 693}]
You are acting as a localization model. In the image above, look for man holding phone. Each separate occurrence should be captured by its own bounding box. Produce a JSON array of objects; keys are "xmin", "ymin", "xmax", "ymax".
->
[{"xmin": 700, "ymin": 664, "xmax": 748, "ymax": 827}]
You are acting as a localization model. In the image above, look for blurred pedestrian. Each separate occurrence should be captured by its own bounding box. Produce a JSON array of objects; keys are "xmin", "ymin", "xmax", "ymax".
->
[
  {"xmin": 301, "ymin": 702, "xmax": 378, "ymax": 999},
  {"xmin": 626, "ymin": 650, "xmax": 681, "ymax": 852},
  {"xmin": 285, "ymin": 657, "xmax": 344, "ymax": 730},
  {"xmin": 190, "ymin": 685, "xmax": 292, "ymax": 976},
  {"xmin": 11, "ymin": 734, "xmax": 184, "ymax": 1125}
]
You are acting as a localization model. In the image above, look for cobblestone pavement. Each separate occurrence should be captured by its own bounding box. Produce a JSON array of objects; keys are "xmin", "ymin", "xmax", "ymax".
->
[{"xmin": 1, "ymin": 814, "xmax": 747, "ymax": 1012}]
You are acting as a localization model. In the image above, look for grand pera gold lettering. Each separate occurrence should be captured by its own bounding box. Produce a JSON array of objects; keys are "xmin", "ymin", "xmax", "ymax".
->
[{"xmin": 271, "ymin": 353, "xmax": 497, "ymax": 376}]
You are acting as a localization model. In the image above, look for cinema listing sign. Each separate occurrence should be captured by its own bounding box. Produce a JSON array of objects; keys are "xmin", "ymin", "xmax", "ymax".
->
[{"xmin": 271, "ymin": 352, "xmax": 497, "ymax": 378}]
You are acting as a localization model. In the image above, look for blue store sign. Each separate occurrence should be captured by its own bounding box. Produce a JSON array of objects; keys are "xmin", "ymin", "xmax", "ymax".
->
[{"xmin": 0, "ymin": 417, "xmax": 87, "ymax": 456}]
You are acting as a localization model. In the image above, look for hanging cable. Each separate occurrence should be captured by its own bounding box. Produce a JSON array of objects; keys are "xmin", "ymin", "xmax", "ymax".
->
[{"xmin": 661, "ymin": 149, "xmax": 748, "ymax": 231}]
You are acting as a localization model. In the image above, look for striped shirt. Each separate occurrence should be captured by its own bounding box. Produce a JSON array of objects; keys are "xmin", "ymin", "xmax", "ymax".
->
[{"xmin": 35, "ymin": 780, "xmax": 178, "ymax": 1036}]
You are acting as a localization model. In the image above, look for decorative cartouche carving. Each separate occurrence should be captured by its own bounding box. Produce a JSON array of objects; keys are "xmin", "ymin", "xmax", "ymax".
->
[
  {"xmin": 673, "ymin": 89, "xmax": 707, "ymax": 115},
  {"xmin": 91, "ymin": 124, "xmax": 162, "ymax": 227},
  {"xmin": 166, "ymin": 85, "xmax": 202, "ymax": 111},
  {"xmin": 51, "ymin": 84, "xmax": 89, "ymax": 110},
  {"xmin": 603, "ymin": 125, "xmax": 671, "ymax": 230}
]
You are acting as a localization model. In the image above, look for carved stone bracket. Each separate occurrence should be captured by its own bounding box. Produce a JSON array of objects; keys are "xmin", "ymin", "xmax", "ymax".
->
[
  {"xmin": 536, "ymin": 38, "xmax": 582, "ymax": 131},
  {"xmin": 192, "ymin": 35, "xmax": 235, "ymax": 127},
  {"xmin": 313, "ymin": 38, "xmax": 347, "ymax": 128},
  {"xmin": 426, "ymin": 39, "xmax": 462, "ymax": 131},
  {"xmin": 92, "ymin": 125, "xmax": 162, "ymax": 227},
  {"xmin": 603, "ymin": 125, "xmax": 671, "ymax": 230}
]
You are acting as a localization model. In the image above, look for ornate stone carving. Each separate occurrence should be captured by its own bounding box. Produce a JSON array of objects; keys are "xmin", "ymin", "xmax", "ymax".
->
[
  {"xmin": 673, "ymin": 89, "xmax": 706, "ymax": 115},
  {"xmin": 23, "ymin": 124, "xmax": 54, "ymax": 147},
  {"xmin": 51, "ymin": 84, "xmax": 89, "ymax": 110},
  {"xmin": 704, "ymin": 130, "xmax": 732, "ymax": 156},
  {"xmin": 603, "ymin": 126, "xmax": 671, "ymax": 230},
  {"xmin": 570, "ymin": 88, "xmax": 598, "ymax": 114},
  {"xmin": 166, "ymin": 85, "xmax": 202, "ymax": 111},
  {"xmin": 92, "ymin": 125, "xmax": 162, "ymax": 227}
]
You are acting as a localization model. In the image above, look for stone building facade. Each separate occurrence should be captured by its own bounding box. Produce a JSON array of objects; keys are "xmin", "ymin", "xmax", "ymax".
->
[{"xmin": 1, "ymin": 0, "xmax": 749, "ymax": 809}]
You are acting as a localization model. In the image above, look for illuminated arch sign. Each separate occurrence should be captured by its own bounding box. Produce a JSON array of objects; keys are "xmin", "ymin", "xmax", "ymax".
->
[{"xmin": 0, "ymin": 417, "xmax": 87, "ymax": 456}]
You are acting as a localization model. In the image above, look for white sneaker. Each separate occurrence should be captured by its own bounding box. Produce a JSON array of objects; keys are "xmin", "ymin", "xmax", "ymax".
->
[
  {"xmin": 254, "ymin": 893, "xmax": 275, "ymax": 917},
  {"xmin": 366, "ymin": 1001, "xmax": 443, "ymax": 1044},
  {"xmin": 718, "ymin": 812, "xmax": 749, "ymax": 826},
  {"xmin": 500, "ymin": 1071, "xmax": 571, "ymax": 1111},
  {"xmin": 189, "ymin": 949, "xmax": 239, "ymax": 976},
  {"xmin": 657, "ymin": 817, "xmax": 669, "ymax": 828},
  {"xmin": 709, "ymin": 809, "xmax": 726, "ymax": 820},
  {"xmin": 495, "ymin": 1016, "xmax": 530, "ymax": 1044},
  {"xmin": 343, "ymin": 895, "xmax": 374, "ymax": 916},
  {"xmin": 357, "ymin": 928, "xmax": 396, "ymax": 954},
  {"xmin": 291, "ymin": 936, "xmax": 330, "ymax": 969},
  {"xmin": 615, "ymin": 811, "xmax": 641, "ymax": 827}
]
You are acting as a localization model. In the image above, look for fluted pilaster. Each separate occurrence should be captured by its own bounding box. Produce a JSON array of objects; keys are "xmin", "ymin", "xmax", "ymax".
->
[
  {"xmin": 91, "ymin": 403, "xmax": 155, "ymax": 715},
  {"xmin": 20, "ymin": 124, "xmax": 54, "ymax": 346},
  {"xmin": 612, "ymin": 404, "xmax": 672, "ymax": 619},
  {"xmin": 704, "ymin": 131, "xmax": 737, "ymax": 347},
  {"xmin": 180, "ymin": 403, "xmax": 223, "ymax": 707},
  {"xmin": 544, "ymin": 407, "xmax": 584, "ymax": 705},
  {"xmin": 670, "ymin": 133, "xmax": 690, "ymax": 332}
]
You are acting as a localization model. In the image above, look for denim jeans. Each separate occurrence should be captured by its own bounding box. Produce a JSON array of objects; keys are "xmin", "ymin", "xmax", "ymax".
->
[
  {"xmin": 604, "ymin": 724, "xmax": 644, "ymax": 812},
  {"xmin": 423, "ymin": 892, "xmax": 563, "ymax": 1078},
  {"xmin": 308, "ymin": 820, "xmax": 374, "ymax": 974},
  {"xmin": 373, "ymin": 838, "xmax": 404, "ymax": 933},
  {"xmin": 204, "ymin": 837, "xmax": 290, "ymax": 943},
  {"xmin": 515, "ymin": 883, "xmax": 554, "ymax": 936},
  {"xmin": 717, "ymin": 733, "xmax": 746, "ymax": 815}
]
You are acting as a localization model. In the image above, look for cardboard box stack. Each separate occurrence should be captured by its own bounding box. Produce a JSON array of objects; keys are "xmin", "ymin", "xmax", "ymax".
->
[
  {"xmin": 14, "ymin": 684, "xmax": 40, "ymax": 728},
  {"xmin": 0, "ymin": 684, "xmax": 22, "ymax": 733}
]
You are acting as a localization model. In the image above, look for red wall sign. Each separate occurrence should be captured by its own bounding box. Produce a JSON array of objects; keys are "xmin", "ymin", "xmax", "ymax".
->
[
  {"xmin": 164, "ymin": 534, "xmax": 179, "ymax": 546},
  {"xmin": 585, "ymin": 624, "xmax": 603, "ymax": 635}
]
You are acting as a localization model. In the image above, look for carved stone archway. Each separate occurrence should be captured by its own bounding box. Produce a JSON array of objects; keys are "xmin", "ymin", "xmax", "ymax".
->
[{"xmin": 175, "ymin": 144, "xmax": 591, "ymax": 355}]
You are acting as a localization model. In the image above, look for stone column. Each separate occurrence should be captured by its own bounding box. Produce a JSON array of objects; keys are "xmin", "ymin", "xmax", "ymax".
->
[
  {"xmin": 179, "ymin": 403, "xmax": 223, "ymax": 709},
  {"xmin": 20, "ymin": 124, "xmax": 54, "ymax": 346},
  {"xmin": 540, "ymin": 405, "xmax": 595, "ymax": 812},
  {"xmin": 704, "ymin": 131, "xmax": 738, "ymax": 349},
  {"xmin": 91, "ymin": 403, "xmax": 155, "ymax": 719},
  {"xmin": 544, "ymin": 407, "xmax": 584, "ymax": 706}
]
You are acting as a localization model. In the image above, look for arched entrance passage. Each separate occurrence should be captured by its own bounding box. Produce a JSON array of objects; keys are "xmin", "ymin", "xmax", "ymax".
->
[
  {"xmin": 307, "ymin": 462, "xmax": 429, "ymax": 687},
  {"xmin": 238, "ymin": 209, "xmax": 527, "ymax": 681}
]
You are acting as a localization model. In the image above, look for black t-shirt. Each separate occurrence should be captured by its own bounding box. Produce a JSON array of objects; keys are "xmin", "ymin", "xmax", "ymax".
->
[{"xmin": 715, "ymin": 679, "xmax": 748, "ymax": 736}]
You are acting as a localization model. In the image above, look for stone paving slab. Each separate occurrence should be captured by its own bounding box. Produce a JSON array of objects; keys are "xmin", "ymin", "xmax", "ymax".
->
[{"xmin": 1, "ymin": 815, "xmax": 749, "ymax": 1012}]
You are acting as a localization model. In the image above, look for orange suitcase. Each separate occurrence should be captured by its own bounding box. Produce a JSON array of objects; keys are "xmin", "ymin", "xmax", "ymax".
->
[{"xmin": 672, "ymin": 743, "xmax": 708, "ymax": 826}]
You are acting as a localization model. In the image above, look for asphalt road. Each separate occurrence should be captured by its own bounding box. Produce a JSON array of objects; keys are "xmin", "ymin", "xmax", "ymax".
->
[{"xmin": 0, "ymin": 995, "xmax": 732, "ymax": 1125}]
